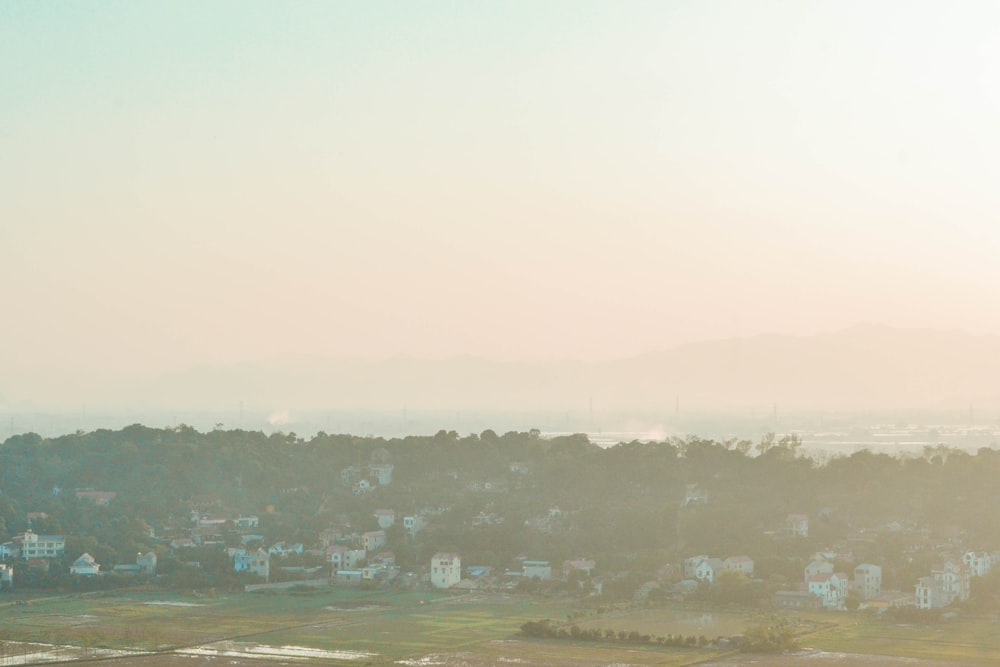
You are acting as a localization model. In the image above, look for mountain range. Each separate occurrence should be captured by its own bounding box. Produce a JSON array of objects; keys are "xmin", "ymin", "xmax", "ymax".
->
[{"xmin": 3, "ymin": 324, "xmax": 999, "ymax": 413}]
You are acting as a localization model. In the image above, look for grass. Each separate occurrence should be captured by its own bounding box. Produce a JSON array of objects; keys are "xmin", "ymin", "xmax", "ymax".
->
[
  {"xmin": 5, "ymin": 589, "xmax": 1000, "ymax": 665},
  {"xmin": 804, "ymin": 615, "xmax": 1000, "ymax": 664}
]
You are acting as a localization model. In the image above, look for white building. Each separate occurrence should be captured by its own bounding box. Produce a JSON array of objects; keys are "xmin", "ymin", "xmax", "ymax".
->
[
  {"xmin": 723, "ymin": 555, "xmax": 754, "ymax": 577},
  {"xmin": 328, "ymin": 545, "xmax": 366, "ymax": 570},
  {"xmin": 137, "ymin": 552, "xmax": 157, "ymax": 575},
  {"xmin": 523, "ymin": 560, "xmax": 552, "ymax": 580},
  {"xmin": 854, "ymin": 563, "xmax": 882, "ymax": 600},
  {"xmin": 962, "ymin": 550, "xmax": 999, "ymax": 578},
  {"xmin": 804, "ymin": 559, "xmax": 834, "ymax": 583},
  {"xmin": 808, "ymin": 572, "xmax": 849, "ymax": 609},
  {"xmin": 374, "ymin": 509, "xmax": 396, "ymax": 529},
  {"xmin": 695, "ymin": 558, "xmax": 724, "ymax": 583},
  {"xmin": 431, "ymin": 552, "xmax": 461, "ymax": 589},
  {"xmin": 916, "ymin": 559, "xmax": 970, "ymax": 609},
  {"xmin": 233, "ymin": 547, "xmax": 270, "ymax": 579},
  {"xmin": 13, "ymin": 531, "xmax": 65, "ymax": 559},
  {"xmin": 786, "ymin": 514, "xmax": 809, "ymax": 537},
  {"xmin": 403, "ymin": 515, "xmax": 428, "ymax": 538},
  {"xmin": 70, "ymin": 553, "xmax": 100, "ymax": 576},
  {"xmin": 683, "ymin": 555, "xmax": 724, "ymax": 584}
]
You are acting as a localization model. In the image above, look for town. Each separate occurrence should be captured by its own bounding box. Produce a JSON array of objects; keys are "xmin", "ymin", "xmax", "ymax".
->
[{"xmin": 1, "ymin": 424, "xmax": 998, "ymax": 631}]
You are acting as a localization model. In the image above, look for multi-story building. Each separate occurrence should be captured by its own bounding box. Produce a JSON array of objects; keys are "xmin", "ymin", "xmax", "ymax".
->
[
  {"xmin": 916, "ymin": 558, "xmax": 970, "ymax": 609},
  {"xmin": 13, "ymin": 531, "xmax": 65, "ymax": 559},
  {"xmin": 962, "ymin": 550, "xmax": 999, "ymax": 578},
  {"xmin": 328, "ymin": 545, "xmax": 366, "ymax": 570},
  {"xmin": 363, "ymin": 530, "xmax": 387, "ymax": 552},
  {"xmin": 808, "ymin": 572, "xmax": 849, "ymax": 609},
  {"xmin": 854, "ymin": 563, "xmax": 882, "ymax": 600},
  {"xmin": 233, "ymin": 547, "xmax": 270, "ymax": 579},
  {"xmin": 431, "ymin": 552, "xmax": 461, "ymax": 589},
  {"xmin": 403, "ymin": 515, "xmax": 428, "ymax": 538},
  {"xmin": 786, "ymin": 514, "xmax": 809, "ymax": 537}
]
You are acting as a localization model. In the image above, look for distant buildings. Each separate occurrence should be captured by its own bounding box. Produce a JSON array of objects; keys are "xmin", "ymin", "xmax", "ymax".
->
[
  {"xmin": 403, "ymin": 515, "xmax": 428, "ymax": 539},
  {"xmin": 916, "ymin": 558, "xmax": 970, "ymax": 609},
  {"xmin": 75, "ymin": 490, "xmax": 117, "ymax": 506},
  {"xmin": 786, "ymin": 514, "xmax": 809, "ymax": 538},
  {"xmin": 431, "ymin": 552, "xmax": 461, "ymax": 589},
  {"xmin": 684, "ymin": 555, "xmax": 751, "ymax": 584},
  {"xmin": 363, "ymin": 530, "xmax": 387, "ymax": 552},
  {"xmin": 7, "ymin": 531, "xmax": 65, "ymax": 560},
  {"xmin": 374, "ymin": 509, "xmax": 395, "ymax": 529},
  {"xmin": 70, "ymin": 553, "xmax": 101, "ymax": 576},
  {"xmin": 522, "ymin": 560, "xmax": 552, "ymax": 580},
  {"xmin": 723, "ymin": 555, "xmax": 754, "ymax": 577},
  {"xmin": 854, "ymin": 563, "xmax": 882, "ymax": 600},
  {"xmin": 233, "ymin": 548, "xmax": 270, "ymax": 579},
  {"xmin": 808, "ymin": 572, "xmax": 849, "ymax": 609}
]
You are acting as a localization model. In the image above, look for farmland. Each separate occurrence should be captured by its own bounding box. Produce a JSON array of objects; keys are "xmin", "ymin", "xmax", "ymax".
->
[
  {"xmin": 0, "ymin": 588, "xmax": 730, "ymax": 665},
  {"xmin": 4, "ymin": 588, "xmax": 1000, "ymax": 666}
]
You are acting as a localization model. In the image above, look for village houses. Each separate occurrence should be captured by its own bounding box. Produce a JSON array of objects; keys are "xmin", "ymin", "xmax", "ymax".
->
[
  {"xmin": 431, "ymin": 552, "xmax": 461, "ymax": 589},
  {"xmin": 807, "ymin": 571, "xmax": 849, "ymax": 609}
]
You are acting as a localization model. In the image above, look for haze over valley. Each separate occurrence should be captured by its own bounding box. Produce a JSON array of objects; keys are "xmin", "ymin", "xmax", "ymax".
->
[{"xmin": 7, "ymin": 2, "xmax": 1000, "ymax": 665}]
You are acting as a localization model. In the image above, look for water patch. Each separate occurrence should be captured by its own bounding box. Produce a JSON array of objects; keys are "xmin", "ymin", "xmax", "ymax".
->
[
  {"xmin": 179, "ymin": 642, "xmax": 376, "ymax": 661},
  {"xmin": 0, "ymin": 642, "xmax": 142, "ymax": 665}
]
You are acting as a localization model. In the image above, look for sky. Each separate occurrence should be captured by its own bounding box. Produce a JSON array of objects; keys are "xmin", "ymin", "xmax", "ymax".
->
[{"xmin": 4, "ymin": 0, "xmax": 1000, "ymax": 374}]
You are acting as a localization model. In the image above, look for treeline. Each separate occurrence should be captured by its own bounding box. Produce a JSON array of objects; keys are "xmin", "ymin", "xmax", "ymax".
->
[
  {"xmin": 519, "ymin": 616, "xmax": 796, "ymax": 653},
  {"xmin": 1, "ymin": 425, "xmax": 1000, "ymax": 593},
  {"xmin": 519, "ymin": 618, "xmax": 716, "ymax": 648}
]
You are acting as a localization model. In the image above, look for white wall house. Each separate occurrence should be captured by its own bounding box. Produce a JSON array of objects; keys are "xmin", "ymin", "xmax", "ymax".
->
[
  {"xmin": 403, "ymin": 515, "xmax": 428, "ymax": 538},
  {"xmin": 328, "ymin": 545, "xmax": 366, "ymax": 570},
  {"xmin": 523, "ymin": 560, "xmax": 552, "ymax": 580},
  {"xmin": 786, "ymin": 514, "xmax": 809, "ymax": 537},
  {"xmin": 808, "ymin": 572, "xmax": 848, "ymax": 609},
  {"xmin": 916, "ymin": 559, "xmax": 970, "ymax": 609},
  {"xmin": 962, "ymin": 550, "xmax": 999, "ymax": 578},
  {"xmin": 854, "ymin": 563, "xmax": 882, "ymax": 600},
  {"xmin": 431, "ymin": 552, "xmax": 461, "ymax": 589},
  {"xmin": 374, "ymin": 509, "xmax": 396, "ymax": 529},
  {"xmin": 233, "ymin": 548, "xmax": 270, "ymax": 579},
  {"xmin": 14, "ymin": 531, "xmax": 65, "ymax": 559},
  {"xmin": 804, "ymin": 559, "xmax": 834, "ymax": 583},
  {"xmin": 723, "ymin": 555, "xmax": 754, "ymax": 577},
  {"xmin": 70, "ymin": 553, "xmax": 100, "ymax": 576}
]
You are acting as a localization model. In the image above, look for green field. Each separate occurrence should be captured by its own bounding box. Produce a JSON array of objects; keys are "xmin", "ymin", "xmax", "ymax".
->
[
  {"xmin": 0, "ymin": 588, "xmax": 730, "ymax": 665},
  {"xmin": 4, "ymin": 590, "xmax": 1000, "ymax": 665},
  {"xmin": 803, "ymin": 615, "xmax": 1000, "ymax": 664}
]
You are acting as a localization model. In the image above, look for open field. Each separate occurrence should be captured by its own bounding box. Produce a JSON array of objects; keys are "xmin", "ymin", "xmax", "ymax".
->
[
  {"xmin": 0, "ymin": 589, "xmax": 726, "ymax": 665},
  {"xmin": 803, "ymin": 615, "xmax": 1000, "ymax": 665},
  {"xmin": 3, "ymin": 591, "xmax": 1000, "ymax": 665}
]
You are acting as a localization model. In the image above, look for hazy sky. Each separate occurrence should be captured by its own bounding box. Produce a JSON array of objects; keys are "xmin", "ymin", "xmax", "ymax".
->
[{"xmin": 4, "ymin": 1, "xmax": 1000, "ymax": 372}]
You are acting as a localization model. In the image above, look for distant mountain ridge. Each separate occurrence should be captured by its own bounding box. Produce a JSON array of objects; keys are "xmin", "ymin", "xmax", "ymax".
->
[{"xmin": 4, "ymin": 324, "xmax": 1000, "ymax": 412}]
